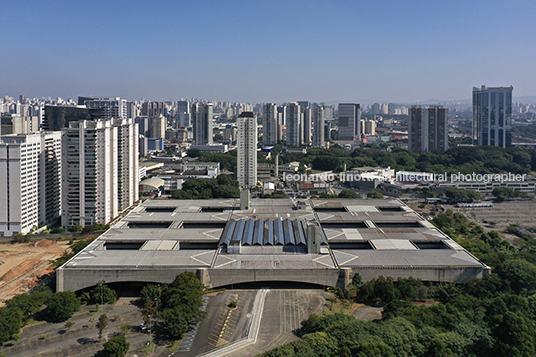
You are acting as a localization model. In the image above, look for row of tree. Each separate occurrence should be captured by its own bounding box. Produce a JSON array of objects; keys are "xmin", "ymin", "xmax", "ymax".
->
[
  {"xmin": 171, "ymin": 174, "xmax": 240, "ymax": 199},
  {"xmin": 278, "ymin": 145, "xmax": 536, "ymax": 175}
]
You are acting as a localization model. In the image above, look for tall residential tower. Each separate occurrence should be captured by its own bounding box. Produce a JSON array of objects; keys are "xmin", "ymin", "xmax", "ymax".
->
[
  {"xmin": 263, "ymin": 103, "xmax": 278, "ymax": 146},
  {"xmin": 237, "ymin": 112, "xmax": 257, "ymax": 188},
  {"xmin": 192, "ymin": 103, "xmax": 213, "ymax": 145},
  {"xmin": 408, "ymin": 105, "xmax": 448, "ymax": 153}
]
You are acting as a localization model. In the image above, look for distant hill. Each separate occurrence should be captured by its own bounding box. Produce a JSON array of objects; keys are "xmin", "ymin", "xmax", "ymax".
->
[{"xmin": 514, "ymin": 96, "xmax": 536, "ymax": 104}]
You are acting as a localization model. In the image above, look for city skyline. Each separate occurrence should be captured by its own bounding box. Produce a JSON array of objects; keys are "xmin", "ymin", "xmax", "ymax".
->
[{"xmin": 2, "ymin": 0, "xmax": 535, "ymax": 103}]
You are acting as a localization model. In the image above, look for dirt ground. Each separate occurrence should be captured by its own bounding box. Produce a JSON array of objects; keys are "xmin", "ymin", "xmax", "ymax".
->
[
  {"xmin": 455, "ymin": 200, "xmax": 536, "ymax": 246},
  {"xmin": 0, "ymin": 239, "xmax": 70, "ymax": 305}
]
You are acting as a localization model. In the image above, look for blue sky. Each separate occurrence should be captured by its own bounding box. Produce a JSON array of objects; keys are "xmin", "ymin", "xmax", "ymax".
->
[{"xmin": 1, "ymin": 0, "xmax": 535, "ymax": 103}]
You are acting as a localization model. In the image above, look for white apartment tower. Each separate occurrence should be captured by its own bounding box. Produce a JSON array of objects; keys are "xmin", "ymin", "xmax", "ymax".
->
[
  {"xmin": 302, "ymin": 107, "xmax": 312, "ymax": 145},
  {"xmin": 114, "ymin": 118, "xmax": 139, "ymax": 211},
  {"xmin": 62, "ymin": 120, "xmax": 118, "ymax": 228},
  {"xmin": 313, "ymin": 106, "xmax": 325, "ymax": 148},
  {"xmin": 0, "ymin": 132, "xmax": 62, "ymax": 235},
  {"xmin": 192, "ymin": 103, "xmax": 213, "ymax": 145},
  {"xmin": 263, "ymin": 103, "xmax": 278, "ymax": 146},
  {"xmin": 286, "ymin": 102, "xmax": 301, "ymax": 147},
  {"xmin": 237, "ymin": 112, "xmax": 257, "ymax": 188}
]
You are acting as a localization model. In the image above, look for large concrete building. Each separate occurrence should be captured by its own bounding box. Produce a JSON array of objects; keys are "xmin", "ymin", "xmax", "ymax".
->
[
  {"xmin": 0, "ymin": 132, "xmax": 62, "ymax": 235},
  {"xmin": 57, "ymin": 198, "xmax": 490, "ymax": 292},
  {"xmin": 338, "ymin": 103, "xmax": 361, "ymax": 141},
  {"xmin": 472, "ymin": 85, "xmax": 513, "ymax": 148},
  {"xmin": 237, "ymin": 112, "xmax": 257, "ymax": 188},
  {"xmin": 409, "ymin": 105, "xmax": 448, "ymax": 153}
]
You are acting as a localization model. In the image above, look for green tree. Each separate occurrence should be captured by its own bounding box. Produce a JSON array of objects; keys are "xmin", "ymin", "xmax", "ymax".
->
[
  {"xmin": 367, "ymin": 191, "xmax": 384, "ymax": 199},
  {"xmin": 497, "ymin": 259, "xmax": 536, "ymax": 293},
  {"xmin": 102, "ymin": 334, "xmax": 130, "ymax": 357},
  {"xmin": 161, "ymin": 307, "xmax": 188, "ymax": 339},
  {"xmin": 83, "ymin": 281, "xmax": 118, "ymax": 305},
  {"xmin": 96, "ymin": 313, "xmax": 109, "ymax": 339},
  {"xmin": 0, "ymin": 307, "xmax": 23, "ymax": 343},
  {"xmin": 43, "ymin": 291, "xmax": 81, "ymax": 322},
  {"xmin": 338, "ymin": 189, "xmax": 362, "ymax": 199}
]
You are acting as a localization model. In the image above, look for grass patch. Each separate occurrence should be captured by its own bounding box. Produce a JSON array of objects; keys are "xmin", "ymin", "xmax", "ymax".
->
[
  {"xmin": 322, "ymin": 294, "xmax": 362, "ymax": 316},
  {"xmin": 118, "ymin": 324, "xmax": 131, "ymax": 333},
  {"xmin": 167, "ymin": 340, "xmax": 181, "ymax": 352},
  {"xmin": 141, "ymin": 340, "xmax": 155, "ymax": 356}
]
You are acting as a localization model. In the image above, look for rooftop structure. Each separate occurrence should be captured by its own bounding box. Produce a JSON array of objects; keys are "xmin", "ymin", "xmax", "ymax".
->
[{"xmin": 57, "ymin": 198, "xmax": 490, "ymax": 292}]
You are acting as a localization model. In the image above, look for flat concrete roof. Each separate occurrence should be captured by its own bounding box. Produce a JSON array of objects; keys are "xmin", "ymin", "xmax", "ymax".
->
[{"xmin": 58, "ymin": 198, "xmax": 490, "ymax": 291}]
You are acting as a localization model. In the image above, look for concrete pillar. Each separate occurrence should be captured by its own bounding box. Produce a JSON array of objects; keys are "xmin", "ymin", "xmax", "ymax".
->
[
  {"xmin": 240, "ymin": 189, "xmax": 250, "ymax": 211},
  {"xmin": 307, "ymin": 222, "xmax": 321, "ymax": 254},
  {"xmin": 274, "ymin": 153, "xmax": 279, "ymax": 177},
  {"xmin": 196, "ymin": 268, "xmax": 212, "ymax": 289},
  {"xmin": 56, "ymin": 268, "xmax": 64, "ymax": 292},
  {"xmin": 337, "ymin": 268, "xmax": 352, "ymax": 289}
]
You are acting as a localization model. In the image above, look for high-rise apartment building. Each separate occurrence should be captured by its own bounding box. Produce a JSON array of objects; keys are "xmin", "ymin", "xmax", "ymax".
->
[
  {"xmin": 78, "ymin": 96, "xmax": 127, "ymax": 119},
  {"xmin": 302, "ymin": 107, "xmax": 312, "ymax": 145},
  {"xmin": 0, "ymin": 132, "xmax": 61, "ymax": 235},
  {"xmin": 62, "ymin": 120, "xmax": 118, "ymax": 228},
  {"xmin": 151, "ymin": 114, "xmax": 166, "ymax": 139},
  {"xmin": 338, "ymin": 103, "xmax": 361, "ymax": 141},
  {"xmin": 277, "ymin": 105, "xmax": 286, "ymax": 143},
  {"xmin": 313, "ymin": 106, "xmax": 325, "ymax": 148},
  {"xmin": 472, "ymin": 85, "xmax": 513, "ymax": 148},
  {"xmin": 114, "ymin": 118, "xmax": 139, "ymax": 211},
  {"xmin": 286, "ymin": 102, "xmax": 301, "ymax": 147},
  {"xmin": 141, "ymin": 102, "xmax": 167, "ymax": 117},
  {"xmin": 1, "ymin": 114, "xmax": 39, "ymax": 134},
  {"xmin": 360, "ymin": 120, "xmax": 377, "ymax": 135},
  {"xmin": 237, "ymin": 112, "xmax": 257, "ymax": 188},
  {"xmin": 409, "ymin": 105, "xmax": 448, "ymax": 153},
  {"xmin": 263, "ymin": 103, "xmax": 278, "ymax": 146},
  {"xmin": 127, "ymin": 102, "xmax": 138, "ymax": 119},
  {"xmin": 192, "ymin": 103, "xmax": 213, "ymax": 145}
]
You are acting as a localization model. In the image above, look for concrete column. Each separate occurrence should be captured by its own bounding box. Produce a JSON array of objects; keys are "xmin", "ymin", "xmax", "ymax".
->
[
  {"xmin": 56, "ymin": 268, "xmax": 64, "ymax": 292},
  {"xmin": 197, "ymin": 268, "xmax": 212, "ymax": 289}
]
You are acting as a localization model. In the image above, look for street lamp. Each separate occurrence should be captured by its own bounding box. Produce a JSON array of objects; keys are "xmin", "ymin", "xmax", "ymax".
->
[{"xmin": 148, "ymin": 314, "xmax": 152, "ymax": 347}]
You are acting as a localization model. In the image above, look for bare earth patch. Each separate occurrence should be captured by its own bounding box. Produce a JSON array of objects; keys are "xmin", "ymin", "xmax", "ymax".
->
[{"xmin": 0, "ymin": 240, "xmax": 70, "ymax": 305}]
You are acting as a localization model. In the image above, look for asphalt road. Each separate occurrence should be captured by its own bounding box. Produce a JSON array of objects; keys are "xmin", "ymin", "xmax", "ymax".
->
[
  {"xmin": 176, "ymin": 290, "xmax": 257, "ymax": 357},
  {"xmin": 231, "ymin": 289, "xmax": 327, "ymax": 357}
]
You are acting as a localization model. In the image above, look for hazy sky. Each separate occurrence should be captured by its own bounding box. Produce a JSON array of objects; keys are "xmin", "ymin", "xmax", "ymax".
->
[{"xmin": 2, "ymin": 0, "xmax": 535, "ymax": 103}]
